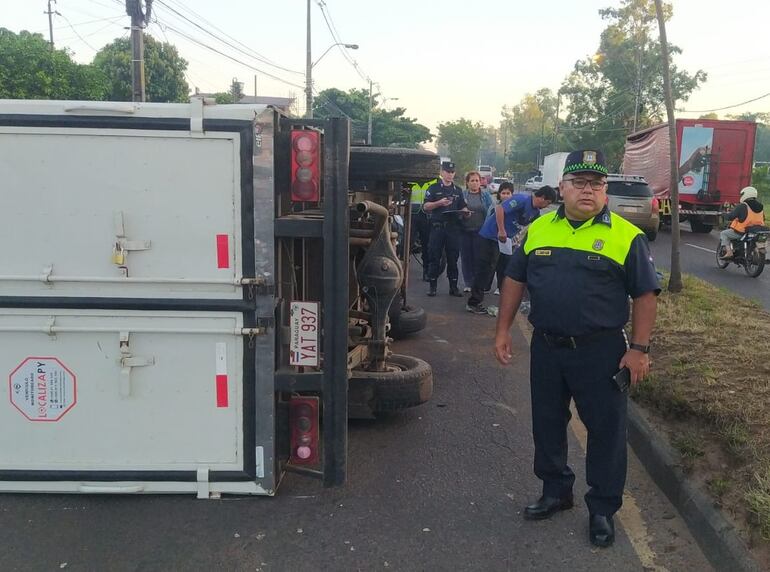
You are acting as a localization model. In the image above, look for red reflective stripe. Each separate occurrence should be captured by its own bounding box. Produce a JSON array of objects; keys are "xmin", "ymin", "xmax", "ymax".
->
[
  {"xmin": 216, "ymin": 374, "xmax": 228, "ymax": 407},
  {"xmin": 216, "ymin": 234, "xmax": 229, "ymax": 268}
]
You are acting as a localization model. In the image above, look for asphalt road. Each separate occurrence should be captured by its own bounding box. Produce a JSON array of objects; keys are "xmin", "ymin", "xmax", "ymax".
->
[
  {"xmin": 0, "ymin": 265, "xmax": 712, "ymax": 572},
  {"xmin": 649, "ymin": 225, "xmax": 770, "ymax": 311}
]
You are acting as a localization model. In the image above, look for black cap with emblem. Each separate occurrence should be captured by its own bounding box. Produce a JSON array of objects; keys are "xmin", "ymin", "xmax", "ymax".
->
[
  {"xmin": 440, "ymin": 161, "xmax": 456, "ymax": 172},
  {"xmin": 562, "ymin": 150, "xmax": 608, "ymax": 176}
]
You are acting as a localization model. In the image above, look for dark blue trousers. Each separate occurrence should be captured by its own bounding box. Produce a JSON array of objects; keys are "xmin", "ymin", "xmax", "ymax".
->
[
  {"xmin": 427, "ymin": 223, "xmax": 460, "ymax": 281},
  {"xmin": 460, "ymin": 230, "xmax": 488, "ymax": 287},
  {"xmin": 529, "ymin": 330, "xmax": 628, "ymax": 516}
]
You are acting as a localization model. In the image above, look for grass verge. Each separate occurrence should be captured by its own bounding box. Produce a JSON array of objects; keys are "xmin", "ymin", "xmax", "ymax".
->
[{"xmin": 632, "ymin": 273, "xmax": 770, "ymax": 553}]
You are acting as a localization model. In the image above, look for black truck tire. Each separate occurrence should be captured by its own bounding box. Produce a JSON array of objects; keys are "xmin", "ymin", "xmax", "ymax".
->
[
  {"xmin": 389, "ymin": 305, "xmax": 427, "ymax": 339},
  {"xmin": 349, "ymin": 147, "xmax": 439, "ymax": 182},
  {"xmin": 350, "ymin": 354, "xmax": 433, "ymax": 413},
  {"xmin": 690, "ymin": 219, "xmax": 713, "ymax": 233},
  {"xmin": 388, "ymin": 293, "xmax": 428, "ymax": 339}
]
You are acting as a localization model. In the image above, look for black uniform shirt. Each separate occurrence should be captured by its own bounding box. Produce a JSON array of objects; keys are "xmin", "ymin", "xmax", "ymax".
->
[
  {"xmin": 506, "ymin": 205, "xmax": 660, "ymax": 336},
  {"xmin": 424, "ymin": 181, "xmax": 467, "ymax": 224}
]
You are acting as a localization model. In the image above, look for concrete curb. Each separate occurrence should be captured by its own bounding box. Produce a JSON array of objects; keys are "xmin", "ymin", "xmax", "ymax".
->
[{"xmin": 627, "ymin": 401, "xmax": 761, "ymax": 571}]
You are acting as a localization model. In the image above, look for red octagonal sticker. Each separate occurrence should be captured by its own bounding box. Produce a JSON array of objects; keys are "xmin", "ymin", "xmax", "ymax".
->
[{"xmin": 9, "ymin": 357, "xmax": 77, "ymax": 422}]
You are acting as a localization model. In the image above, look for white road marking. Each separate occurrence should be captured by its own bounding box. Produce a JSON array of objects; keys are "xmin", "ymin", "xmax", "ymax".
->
[
  {"xmin": 686, "ymin": 243, "xmax": 716, "ymax": 253},
  {"xmin": 513, "ymin": 314, "xmax": 666, "ymax": 570}
]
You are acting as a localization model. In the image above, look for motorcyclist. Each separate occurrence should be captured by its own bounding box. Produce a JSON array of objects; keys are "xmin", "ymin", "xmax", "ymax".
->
[{"xmin": 720, "ymin": 186, "xmax": 765, "ymax": 259}]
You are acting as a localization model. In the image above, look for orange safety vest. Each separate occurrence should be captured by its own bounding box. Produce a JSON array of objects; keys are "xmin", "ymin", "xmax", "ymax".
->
[{"xmin": 730, "ymin": 207, "xmax": 765, "ymax": 233}]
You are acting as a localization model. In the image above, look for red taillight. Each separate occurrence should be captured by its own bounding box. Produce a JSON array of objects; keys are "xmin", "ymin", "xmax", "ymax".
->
[
  {"xmin": 651, "ymin": 197, "xmax": 660, "ymax": 214},
  {"xmin": 289, "ymin": 396, "xmax": 319, "ymax": 465},
  {"xmin": 291, "ymin": 130, "xmax": 320, "ymax": 202}
]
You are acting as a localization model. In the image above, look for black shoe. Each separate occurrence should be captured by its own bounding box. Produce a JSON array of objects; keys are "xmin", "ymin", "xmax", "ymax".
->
[
  {"xmin": 448, "ymin": 281, "xmax": 463, "ymax": 297},
  {"xmin": 427, "ymin": 280, "xmax": 437, "ymax": 297},
  {"xmin": 465, "ymin": 303, "xmax": 488, "ymax": 315},
  {"xmin": 589, "ymin": 514, "xmax": 615, "ymax": 548},
  {"xmin": 523, "ymin": 494, "xmax": 574, "ymax": 521}
]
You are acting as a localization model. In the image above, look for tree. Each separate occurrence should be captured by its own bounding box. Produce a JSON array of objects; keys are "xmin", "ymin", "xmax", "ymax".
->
[
  {"xmin": 501, "ymin": 89, "xmax": 559, "ymax": 171},
  {"xmin": 436, "ymin": 119, "xmax": 485, "ymax": 176},
  {"xmin": 0, "ymin": 28, "xmax": 107, "ymax": 100},
  {"xmin": 213, "ymin": 92, "xmax": 236, "ymax": 104},
  {"xmin": 560, "ymin": 0, "xmax": 706, "ymax": 168},
  {"xmin": 228, "ymin": 78, "xmax": 244, "ymax": 102},
  {"xmin": 654, "ymin": 0, "xmax": 682, "ymax": 292},
  {"xmin": 313, "ymin": 87, "xmax": 431, "ymax": 148},
  {"xmin": 93, "ymin": 35, "xmax": 189, "ymax": 102}
]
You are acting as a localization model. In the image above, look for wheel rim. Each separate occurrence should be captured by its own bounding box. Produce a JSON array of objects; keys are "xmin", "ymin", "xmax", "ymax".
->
[
  {"xmin": 716, "ymin": 245, "xmax": 729, "ymax": 269},
  {"xmin": 744, "ymin": 250, "xmax": 764, "ymax": 276}
]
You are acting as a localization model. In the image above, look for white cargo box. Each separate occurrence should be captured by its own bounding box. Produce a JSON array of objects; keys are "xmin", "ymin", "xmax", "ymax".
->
[{"xmin": 0, "ymin": 99, "xmax": 278, "ymax": 496}]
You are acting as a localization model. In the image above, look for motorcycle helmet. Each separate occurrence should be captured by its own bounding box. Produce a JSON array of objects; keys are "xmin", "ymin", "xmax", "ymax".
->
[{"xmin": 739, "ymin": 186, "xmax": 758, "ymax": 203}]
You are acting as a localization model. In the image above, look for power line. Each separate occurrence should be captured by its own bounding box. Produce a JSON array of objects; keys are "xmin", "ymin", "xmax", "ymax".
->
[
  {"xmin": 156, "ymin": 21, "xmax": 305, "ymax": 90},
  {"xmin": 153, "ymin": 0, "xmax": 303, "ymax": 76},
  {"xmin": 55, "ymin": 12, "xmax": 99, "ymax": 52},
  {"xmin": 162, "ymin": 0, "xmax": 294, "ymax": 71},
  {"xmin": 316, "ymin": 0, "xmax": 370, "ymax": 83},
  {"xmin": 678, "ymin": 91, "xmax": 770, "ymax": 113}
]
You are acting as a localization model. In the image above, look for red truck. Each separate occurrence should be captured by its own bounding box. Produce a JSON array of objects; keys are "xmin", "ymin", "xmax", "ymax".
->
[{"xmin": 623, "ymin": 119, "xmax": 757, "ymax": 233}]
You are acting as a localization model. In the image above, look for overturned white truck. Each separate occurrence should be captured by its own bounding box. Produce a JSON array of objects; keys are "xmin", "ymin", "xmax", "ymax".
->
[{"xmin": 0, "ymin": 98, "xmax": 435, "ymax": 496}]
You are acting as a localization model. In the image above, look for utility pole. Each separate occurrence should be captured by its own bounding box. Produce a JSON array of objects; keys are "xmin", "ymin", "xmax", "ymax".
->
[
  {"xmin": 45, "ymin": 0, "xmax": 57, "ymax": 50},
  {"xmin": 254, "ymin": 75, "xmax": 258, "ymax": 98},
  {"xmin": 367, "ymin": 79, "xmax": 373, "ymax": 145},
  {"xmin": 126, "ymin": 0, "xmax": 151, "ymax": 102},
  {"xmin": 305, "ymin": 0, "xmax": 313, "ymax": 118}
]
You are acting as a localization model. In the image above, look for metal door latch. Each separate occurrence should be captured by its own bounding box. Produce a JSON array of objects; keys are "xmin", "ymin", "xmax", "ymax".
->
[
  {"xmin": 112, "ymin": 212, "xmax": 151, "ymax": 275},
  {"xmin": 118, "ymin": 331, "xmax": 155, "ymax": 397}
]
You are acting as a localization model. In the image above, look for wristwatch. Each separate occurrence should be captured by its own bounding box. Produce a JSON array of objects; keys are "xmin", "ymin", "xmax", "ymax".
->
[{"xmin": 629, "ymin": 342, "xmax": 650, "ymax": 354}]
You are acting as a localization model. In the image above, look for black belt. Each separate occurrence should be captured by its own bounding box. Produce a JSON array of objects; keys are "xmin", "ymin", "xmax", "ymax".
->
[{"xmin": 536, "ymin": 328, "xmax": 621, "ymax": 349}]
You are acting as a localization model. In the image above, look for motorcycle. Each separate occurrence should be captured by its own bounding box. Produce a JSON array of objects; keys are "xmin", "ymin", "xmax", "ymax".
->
[{"xmin": 716, "ymin": 225, "xmax": 769, "ymax": 277}]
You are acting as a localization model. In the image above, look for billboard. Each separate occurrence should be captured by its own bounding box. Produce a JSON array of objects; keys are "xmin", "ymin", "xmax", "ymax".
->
[{"xmin": 678, "ymin": 126, "xmax": 714, "ymax": 196}]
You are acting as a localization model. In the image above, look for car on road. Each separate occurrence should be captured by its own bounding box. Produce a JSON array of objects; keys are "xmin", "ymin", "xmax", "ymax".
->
[
  {"xmin": 489, "ymin": 177, "xmax": 509, "ymax": 193},
  {"xmin": 606, "ymin": 174, "xmax": 660, "ymax": 241},
  {"xmin": 525, "ymin": 175, "xmax": 545, "ymax": 190}
]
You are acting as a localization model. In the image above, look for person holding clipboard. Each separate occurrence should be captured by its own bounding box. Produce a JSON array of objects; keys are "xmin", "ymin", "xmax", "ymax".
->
[{"xmin": 423, "ymin": 161, "xmax": 470, "ymax": 297}]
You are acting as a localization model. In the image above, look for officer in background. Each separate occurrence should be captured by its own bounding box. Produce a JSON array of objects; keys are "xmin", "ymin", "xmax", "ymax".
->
[
  {"xmin": 409, "ymin": 178, "xmax": 436, "ymax": 281},
  {"xmin": 494, "ymin": 150, "xmax": 659, "ymax": 548},
  {"xmin": 423, "ymin": 161, "xmax": 468, "ymax": 297}
]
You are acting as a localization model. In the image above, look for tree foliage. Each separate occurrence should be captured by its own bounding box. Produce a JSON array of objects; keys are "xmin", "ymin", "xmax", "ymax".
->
[
  {"xmin": 93, "ymin": 34, "xmax": 189, "ymax": 102},
  {"xmin": 559, "ymin": 0, "xmax": 706, "ymax": 168},
  {"xmin": 436, "ymin": 119, "xmax": 485, "ymax": 177},
  {"xmin": 313, "ymin": 87, "xmax": 432, "ymax": 148},
  {"xmin": 213, "ymin": 92, "xmax": 236, "ymax": 104},
  {"xmin": 501, "ymin": 88, "xmax": 559, "ymax": 171},
  {"xmin": 0, "ymin": 28, "xmax": 107, "ymax": 100}
]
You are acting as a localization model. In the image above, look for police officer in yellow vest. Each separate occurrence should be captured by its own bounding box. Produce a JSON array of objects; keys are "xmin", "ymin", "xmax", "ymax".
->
[
  {"xmin": 494, "ymin": 150, "xmax": 659, "ymax": 548},
  {"xmin": 410, "ymin": 178, "xmax": 436, "ymax": 281},
  {"xmin": 720, "ymin": 186, "xmax": 765, "ymax": 259}
]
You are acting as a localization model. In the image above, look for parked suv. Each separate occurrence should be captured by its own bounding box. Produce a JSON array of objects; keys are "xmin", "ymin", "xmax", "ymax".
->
[{"xmin": 606, "ymin": 174, "xmax": 660, "ymax": 241}]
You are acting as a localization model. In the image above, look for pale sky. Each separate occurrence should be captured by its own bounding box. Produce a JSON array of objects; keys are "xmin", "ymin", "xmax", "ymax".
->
[{"xmin": 5, "ymin": 0, "xmax": 770, "ymax": 136}]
